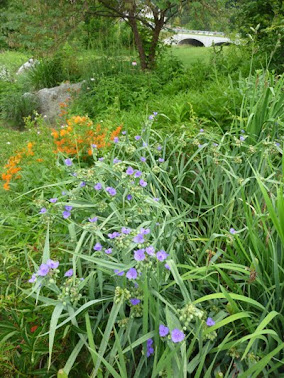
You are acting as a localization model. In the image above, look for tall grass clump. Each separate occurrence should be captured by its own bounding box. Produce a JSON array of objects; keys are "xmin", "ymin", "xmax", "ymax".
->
[{"xmin": 1, "ymin": 103, "xmax": 283, "ymax": 376}]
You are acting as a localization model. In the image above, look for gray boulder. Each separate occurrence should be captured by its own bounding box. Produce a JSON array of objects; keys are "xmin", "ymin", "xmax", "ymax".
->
[{"xmin": 36, "ymin": 82, "xmax": 83, "ymax": 122}]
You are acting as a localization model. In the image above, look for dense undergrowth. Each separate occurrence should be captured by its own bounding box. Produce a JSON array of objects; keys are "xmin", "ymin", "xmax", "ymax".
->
[{"xmin": 1, "ymin": 43, "xmax": 284, "ymax": 376}]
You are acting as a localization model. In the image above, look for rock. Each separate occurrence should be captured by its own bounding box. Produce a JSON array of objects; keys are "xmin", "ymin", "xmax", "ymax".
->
[
  {"xmin": 36, "ymin": 82, "xmax": 83, "ymax": 122},
  {"xmin": 16, "ymin": 58, "xmax": 39, "ymax": 75}
]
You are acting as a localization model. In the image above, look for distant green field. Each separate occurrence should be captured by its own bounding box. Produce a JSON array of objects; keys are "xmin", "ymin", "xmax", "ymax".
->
[
  {"xmin": 170, "ymin": 46, "xmax": 213, "ymax": 67},
  {"xmin": 0, "ymin": 51, "xmax": 29, "ymax": 73}
]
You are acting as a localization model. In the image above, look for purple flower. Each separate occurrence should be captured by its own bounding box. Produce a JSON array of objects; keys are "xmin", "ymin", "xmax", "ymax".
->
[
  {"xmin": 156, "ymin": 250, "xmax": 168, "ymax": 262},
  {"xmin": 98, "ymin": 157, "xmax": 104, "ymax": 161},
  {"xmin": 62, "ymin": 211, "xmax": 71, "ymax": 219},
  {"xmin": 126, "ymin": 166, "xmax": 134, "ymax": 175},
  {"xmin": 64, "ymin": 269, "xmax": 74, "ymax": 277},
  {"xmin": 240, "ymin": 136, "xmax": 245, "ymax": 141},
  {"xmin": 206, "ymin": 317, "xmax": 216, "ymax": 326},
  {"xmin": 108, "ymin": 231, "xmax": 120, "ymax": 239},
  {"xmin": 106, "ymin": 187, "xmax": 116, "ymax": 196},
  {"xmin": 134, "ymin": 135, "xmax": 141, "ymax": 141},
  {"xmin": 105, "ymin": 248, "xmax": 112, "ymax": 254},
  {"xmin": 39, "ymin": 207, "xmax": 47, "ymax": 214},
  {"xmin": 213, "ymin": 143, "xmax": 219, "ymax": 147},
  {"xmin": 134, "ymin": 249, "xmax": 146, "ymax": 261},
  {"xmin": 114, "ymin": 269, "xmax": 124, "ymax": 276},
  {"xmin": 122, "ymin": 131, "xmax": 127, "ymax": 135},
  {"xmin": 200, "ymin": 128, "xmax": 204, "ymax": 133},
  {"xmin": 71, "ymin": 172, "xmax": 77, "ymax": 177},
  {"xmin": 146, "ymin": 338, "xmax": 154, "ymax": 357},
  {"xmin": 158, "ymin": 158, "xmax": 164, "ymax": 163},
  {"xmin": 92, "ymin": 144, "xmax": 97, "ymax": 148},
  {"xmin": 28, "ymin": 273, "xmax": 37, "ymax": 283},
  {"xmin": 113, "ymin": 137, "xmax": 119, "ymax": 143},
  {"xmin": 275, "ymin": 142, "xmax": 280, "ymax": 147},
  {"xmin": 241, "ymin": 129, "xmax": 245, "ymax": 133},
  {"xmin": 65, "ymin": 205, "xmax": 73, "ymax": 211},
  {"xmin": 139, "ymin": 179, "xmax": 147, "ymax": 187},
  {"xmin": 157, "ymin": 145, "xmax": 162, "ymax": 151},
  {"xmin": 198, "ymin": 144, "xmax": 203, "ymax": 148},
  {"xmin": 80, "ymin": 181, "xmax": 86, "ymax": 187},
  {"xmin": 94, "ymin": 183, "xmax": 102, "ymax": 190},
  {"xmin": 143, "ymin": 142, "xmax": 148, "ymax": 147},
  {"xmin": 88, "ymin": 216, "xmax": 98, "ymax": 223},
  {"xmin": 37, "ymin": 264, "xmax": 50, "ymax": 277},
  {"xmin": 49, "ymin": 198, "xmax": 58, "ymax": 203},
  {"xmin": 140, "ymin": 157, "xmax": 146, "ymax": 162},
  {"xmin": 93, "ymin": 242, "xmax": 102, "ymax": 251},
  {"xmin": 127, "ymin": 194, "xmax": 133, "ymax": 201},
  {"xmin": 140, "ymin": 228, "xmax": 150, "ymax": 235},
  {"xmin": 62, "ymin": 191, "xmax": 67, "ymax": 195},
  {"xmin": 229, "ymin": 228, "xmax": 237, "ymax": 235},
  {"xmin": 134, "ymin": 170, "xmax": 142, "ymax": 178},
  {"xmin": 133, "ymin": 234, "xmax": 145, "ymax": 244},
  {"xmin": 126, "ymin": 268, "xmax": 138, "ymax": 280},
  {"xmin": 113, "ymin": 158, "xmax": 121, "ymax": 164},
  {"xmin": 153, "ymin": 112, "xmax": 158, "ymax": 116},
  {"xmin": 171, "ymin": 329, "xmax": 185, "ymax": 343},
  {"xmin": 121, "ymin": 227, "xmax": 131, "ymax": 234},
  {"xmin": 146, "ymin": 246, "xmax": 155, "ymax": 256},
  {"xmin": 153, "ymin": 197, "xmax": 160, "ymax": 202},
  {"xmin": 165, "ymin": 263, "xmax": 171, "ymax": 270},
  {"xmin": 130, "ymin": 298, "xmax": 140, "ymax": 305},
  {"xmin": 159, "ymin": 324, "xmax": 169, "ymax": 337},
  {"xmin": 46, "ymin": 259, "xmax": 59, "ymax": 269},
  {"xmin": 64, "ymin": 158, "xmax": 72, "ymax": 166},
  {"xmin": 149, "ymin": 115, "xmax": 154, "ymax": 120}
]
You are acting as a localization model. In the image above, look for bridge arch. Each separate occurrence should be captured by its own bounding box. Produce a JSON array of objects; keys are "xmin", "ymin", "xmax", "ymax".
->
[
  {"xmin": 178, "ymin": 38, "xmax": 204, "ymax": 47},
  {"xmin": 214, "ymin": 41, "xmax": 232, "ymax": 46}
]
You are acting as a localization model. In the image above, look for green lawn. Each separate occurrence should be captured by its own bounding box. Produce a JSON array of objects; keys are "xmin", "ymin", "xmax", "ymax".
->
[{"xmin": 171, "ymin": 46, "xmax": 212, "ymax": 67}]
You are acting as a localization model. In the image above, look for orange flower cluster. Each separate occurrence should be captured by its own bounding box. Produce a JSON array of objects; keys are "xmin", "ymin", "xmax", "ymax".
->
[
  {"xmin": 2, "ymin": 142, "xmax": 35, "ymax": 190},
  {"xmin": 52, "ymin": 116, "xmax": 122, "ymax": 157}
]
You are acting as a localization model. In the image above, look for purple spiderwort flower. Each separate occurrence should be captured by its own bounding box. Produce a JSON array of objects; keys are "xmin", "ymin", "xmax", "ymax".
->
[
  {"xmin": 126, "ymin": 166, "xmax": 134, "ymax": 175},
  {"xmin": 143, "ymin": 142, "xmax": 148, "ymax": 147},
  {"xmin": 157, "ymin": 145, "xmax": 162, "ymax": 151},
  {"xmin": 71, "ymin": 172, "xmax": 77, "ymax": 177},
  {"xmin": 64, "ymin": 269, "xmax": 74, "ymax": 277},
  {"xmin": 62, "ymin": 191, "xmax": 67, "ymax": 195},
  {"xmin": 146, "ymin": 338, "xmax": 154, "ymax": 357},
  {"xmin": 241, "ymin": 129, "xmax": 245, "ymax": 133},
  {"xmin": 153, "ymin": 197, "xmax": 160, "ymax": 202},
  {"xmin": 106, "ymin": 187, "xmax": 116, "ymax": 196},
  {"xmin": 156, "ymin": 250, "xmax": 168, "ymax": 262},
  {"xmin": 200, "ymin": 128, "xmax": 204, "ymax": 133},
  {"xmin": 113, "ymin": 158, "xmax": 121, "ymax": 164},
  {"xmin": 80, "ymin": 181, "xmax": 86, "ymax": 188},
  {"xmin": 64, "ymin": 158, "xmax": 72, "ymax": 166},
  {"xmin": 139, "ymin": 179, "xmax": 147, "ymax": 187},
  {"xmin": 108, "ymin": 232, "xmax": 120, "ymax": 239},
  {"xmin": 113, "ymin": 137, "xmax": 119, "ymax": 143},
  {"xmin": 114, "ymin": 269, "xmax": 124, "ymax": 276},
  {"xmin": 140, "ymin": 228, "xmax": 150, "ymax": 235},
  {"xmin": 134, "ymin": 135, "xmax": 141, "ymax": 141},
  {"xmin": 146, "ymin": 246, "xmax": 155, "ymax": 256},
  {"xmin": 122, "ymin": 131, "xmax": 127, "ymax": 135},
  {"xmin": 46, "ymin": 259, "xmax": 59, "ymax": 269},
  {"xmin": 62, "ymin": 211, "xmax": 71, "ymax": 219},
  {"xmin": 88, "ymin": 216, "xmax": 98, "ymax": 223},
  {"xmin": 127, "ymin": 194, "xmax": 133, "ymax": 201},
  {"xmin": 130, "ymin": 298, "xmax": 140, "ymax": 305},
  {"xmin": 98, "ymin": 157, "xmax": 104, "ymax": 161},
  {"xmin": 65, "ymin": 205, "xmax": 73, "ymax": 211},
  {"xmin": 93, "ymin": 242, "xmax": 102, "ymax": 251},
  {"xmin": 133, "ymin": 234, "xmax": 145, "ymax": 243},
  {"xmin": 240, "ymin": 135, "xmax": 245, "ymax": 141},
  {"xmin": 121, "ymin": 227, "xmax": 131, "ymax": 234},
  {"xmin": 149, "ymin": 115, "xmax": 154, "ymax": 120},
  {"xmin": 39, "ymin": 207, "xmax": 47, "ymax": 214},
  {"xmin": 49, "ymin": 198, "xmax": 58, "ymax": 203},
  {"xmin": 275, "ymin": 142, "xmax": 280, "ymax": 147},
  {"xmin": 171, "ymin": 329, "xmax": 185, "ymax": 343},
  {"xmin": 213, "ymin": 143, "xmax": 219, "ymax": 147},
  {"xmin": 140, "ymin": 157, "xmax": 146, "ymax": 162},
  {"xmin": 94, "ymin": 183, "xmax": 102, "ymax": 190},
  {"xmin": 28, "ymin": 273, "xmax": 37, "ymax": 283},
  {"xmin": 206, "ymin": 317, "xmax": 216, "ymax": 326},
  {"xmin": 134, "ymin": 170, "xmax": 142, "ymax": 178},
  {"xmin": 105, "ymin": 248, "xmax": 112, "ymax": 254},
  {"xmin": 159, "ymin": 325, "xmax": 169, "ymax": 337},
  {"xmin": 37, "ymin": 264, "xmax": 50, "ymax": 276},
  {"xmin": 126, "ymin": 268, "xmax": 137, "ymax": 280},
  {"xmin": 134, "ymin": 249, "xmax": 146, "ymax": 261},
  {"xmin": 229, "ymin": 228, "xmax": 237, "ymax": 235},
  {"xmin": 153, "ymin": 112, "xmax": 158, "ymax": 116},
  {"xmin": 165, "ymin": 263, "xmax": 171, "ymax": 270},
  {"xmin": 198, "ymin": 144, "xmax": 203, "ymax": 148},
  {"xmin": 158, "ymin": 158, "xmax": 164, "ymax": 163},
  {"xmin": 92, "ymin": 144, "xmax": 97, "ymax": 148}
]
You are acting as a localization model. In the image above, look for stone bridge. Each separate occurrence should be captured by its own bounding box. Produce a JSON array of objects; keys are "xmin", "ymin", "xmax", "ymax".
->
[{"xmin": 164, "ymin": 30, "xmax": 233, "ymax": 47}]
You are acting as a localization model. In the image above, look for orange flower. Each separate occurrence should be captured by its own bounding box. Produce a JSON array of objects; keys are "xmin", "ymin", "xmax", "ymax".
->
[{"xmin": 3, "ymin": 182, "xmax": 10, "ymax": 190}]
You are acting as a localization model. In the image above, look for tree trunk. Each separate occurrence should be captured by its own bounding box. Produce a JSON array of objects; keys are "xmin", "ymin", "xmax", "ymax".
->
[
  {"xmin": 127, "ymin": 10, "xmax": 148, "ymax": 70},
  {"xmin": 148, "ymin": 16, "xmax": 165, "ymax": 69}
]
